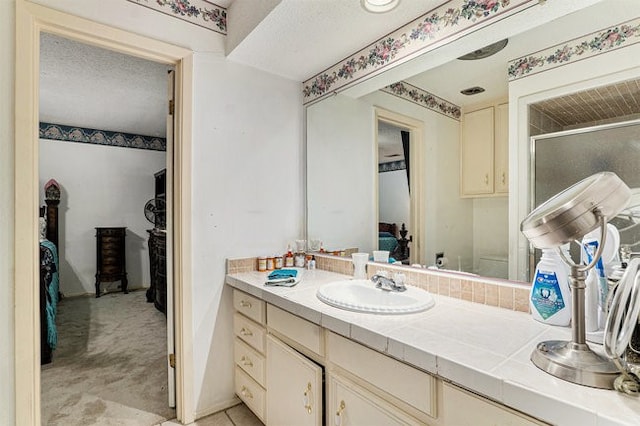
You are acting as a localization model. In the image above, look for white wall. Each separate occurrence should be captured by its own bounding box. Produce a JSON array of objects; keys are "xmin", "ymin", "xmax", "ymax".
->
[
  {"xmin": 39, "ymin": 139, "xmax": 166, "ymax": 296},
  {"xmin": 472, "ymin": 197, "xmax": 509, "ymax": 273},
  {"xmin": 190, "ymin": 53, "xmax": 303, "ymax": 416},
  {"xmin": 5, "ymin": 1, "xmax": 304, "ymax": 422},
  {"xmin": 378, "ymin": 170, "xmax": 410, "ymax": 228},
  {"xmin": 0, "ymin": 1, "xmax": 16, "ymax": 424}
]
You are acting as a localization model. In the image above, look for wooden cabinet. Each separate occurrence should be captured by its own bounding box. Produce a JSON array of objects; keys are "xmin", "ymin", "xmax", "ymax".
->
[
  {"xmin": 229, "ymin": 286, "xmax": 550, "ymax": 426},
  {"xmin": 266, "ymin": 335, "xmax": 323, "ymax": 426},
  {"xmin": 94, "ymin": 227, "xmax": 127, "ymax": 297},
  {"xmin": 460, "ymin": 102, "xmax": 509, "ymax": 197},
  {"xmin": 328, "ymin": 373, "xmax": 422, "ymax": 426},
  {"xmin": 441, "ymin": 382, "xmax": 545, "ymax": 425},
  {"xmin": 146, "ymin": 229, "xmax": 167, "ymax": 314},
  {"xmin": 494, "ymin": 102, "xmax": 509, "ymax": 194},
  {"xmin": 326, "ymin": 331, "xmax": 436, "ymax": 424},
  {"xmin": 232, "ymin": 291, "xmax": 267, "ymax": 423}
]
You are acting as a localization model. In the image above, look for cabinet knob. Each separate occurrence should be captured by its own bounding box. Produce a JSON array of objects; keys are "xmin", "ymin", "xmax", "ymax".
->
[
  {"xmin": 240, "ymin": 327, "xmax": 253, "ymax": 337},
  {"xmin": 240, "ymin": 300, "xmax": 252, "ymax": 308},
  {"xmin": 303, "ymin": 382, "xmax": 313, "ymax": 414},
  {"xmin": 484, "ymin": 173, "xmax": 489, "ymax": 185},
  {"xmin": 501, "ymin": 172, "xmax": 506, "ymax": 185},
  {"xmin": 334, "ymin": 400, "xmax": 346, "ymax": 426},
  {"xmin": 240, "ymin": 356, "xmax": 253, "ymax": 367},
  {"xmin": 240, "ymin": 385, "xmax": 253, "ymax": 399}
]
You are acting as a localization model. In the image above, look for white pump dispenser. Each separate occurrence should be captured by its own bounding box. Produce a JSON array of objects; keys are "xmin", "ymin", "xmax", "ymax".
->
[{"xmin": 530, "ymin": 248, "xmax": 572, "ymax": 326}]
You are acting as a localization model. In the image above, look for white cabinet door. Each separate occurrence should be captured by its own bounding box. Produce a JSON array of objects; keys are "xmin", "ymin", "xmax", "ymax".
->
[
  {"xmin": 327, "ymin": 373, "xmax": 424, "ymax": 426},
  {"xmin": 461, "ymin": 106, "xmax": 495, "ymax": 196},
  {"xmin": 442, "ymin": 382, "xmax": 545, "ymax": 425},
  {"xmin": 494, "ymin": 102, "xmax": 509, "ymax": 194},
  {"xmin": 266, "ymin": 335, "xmax": 322, "ymax": 426}
]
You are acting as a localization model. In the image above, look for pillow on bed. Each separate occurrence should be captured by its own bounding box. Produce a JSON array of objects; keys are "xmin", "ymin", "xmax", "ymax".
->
[{"xmin": 378, "ymin": 232, "xmax": 395, "ymax": 238}]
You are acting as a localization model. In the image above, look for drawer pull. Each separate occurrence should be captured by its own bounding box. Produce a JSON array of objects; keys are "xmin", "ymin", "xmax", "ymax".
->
[
  {"xmin": 240, "ymin": 300, "xmax": 252, "ymax": 308},
  {"xmin": 240, "ymin": 327, "xmax": 253, "ymax": 337},
  {"xmin": 303, "ymin": 382, "xmax": 313, "ymax": 414},
  {"xmin": 240, "ymin": 385, "xmax": 253, "ymax": 399},
  {"xmin": 334, "ymin": 400, "xmax": 345, "ymax": 426},
  {"xmin": 484, "ymin": 173, "xmax": 489, "ymax": 185},
  {"xmin": 240, "ymin": 356, "xmax": 253, "ymax": 367},
  {"xmin": 501, "ymin": 172, "xmax": 506, "ymax": 185}
]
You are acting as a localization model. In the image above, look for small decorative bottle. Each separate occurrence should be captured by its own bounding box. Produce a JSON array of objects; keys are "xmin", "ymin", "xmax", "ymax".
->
[
  {"xmin": 294, "ymin": 250, "xmax": 306, "ymax": 268},
  {"xmin": 285, "ymin": 245, "xmax": 294, "ymax": 267}
]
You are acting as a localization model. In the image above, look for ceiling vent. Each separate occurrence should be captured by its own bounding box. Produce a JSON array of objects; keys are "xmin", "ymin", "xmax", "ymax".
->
[
  {"xmin": 458, "ymin": 39, "xmax": 508, "ymax": 60},
  {"xmin": 461, "ymin": 86, "xmax": 485, "ymax": 96}
]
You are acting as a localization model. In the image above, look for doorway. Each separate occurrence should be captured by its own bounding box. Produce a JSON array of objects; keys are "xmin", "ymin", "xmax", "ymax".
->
[
  {"xmin": 375, "ymin": 108, "xmax": 424, "ymax": 265},
  {"xmin": 15, "ymin": 3, "xmax": 194, "ymax": 424},
  {"xmin": 38, "ymin": 32, "xmax": 174, "ymax": 422}
]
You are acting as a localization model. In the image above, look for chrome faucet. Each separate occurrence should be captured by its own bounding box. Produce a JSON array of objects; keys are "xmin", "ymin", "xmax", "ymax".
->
[{"xmin": 371, "ymin": 274, "xmax": 406, "ymax": 292}]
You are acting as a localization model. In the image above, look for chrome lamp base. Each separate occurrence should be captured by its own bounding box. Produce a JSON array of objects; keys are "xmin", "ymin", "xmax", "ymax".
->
[{"xmin": 531, "ymin": 340, "xmax": 619, "ymax": 389}]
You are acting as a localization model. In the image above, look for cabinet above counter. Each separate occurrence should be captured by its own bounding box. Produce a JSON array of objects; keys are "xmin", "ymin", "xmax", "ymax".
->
[
  {"xmin": 226, "ymin": 267, "xmax": 640, "ymax": 426},
  {"xmin": 460, "ymin": 101, "xmax": 509, "ymax": 197}
]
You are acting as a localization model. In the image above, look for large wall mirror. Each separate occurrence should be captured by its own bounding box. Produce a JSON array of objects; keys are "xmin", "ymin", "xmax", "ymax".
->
[{"xmin": 307, "ymin": 0, "xmax": 640, "ymax": 283}]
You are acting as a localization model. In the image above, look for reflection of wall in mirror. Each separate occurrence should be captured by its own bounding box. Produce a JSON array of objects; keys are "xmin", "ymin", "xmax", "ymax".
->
[
  {"xmin": 307, "ymin": 95, "xmax": 376, "ymax": 253},
  {"xmin": 307, "ymin": 87, "xmax": 476, "ymax": 269}
]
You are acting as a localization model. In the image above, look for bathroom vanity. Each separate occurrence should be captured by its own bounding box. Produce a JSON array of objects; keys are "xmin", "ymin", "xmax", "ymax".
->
[{"xmin": 226, "ymin": 266, "xmax": 640, "ymax": 425}]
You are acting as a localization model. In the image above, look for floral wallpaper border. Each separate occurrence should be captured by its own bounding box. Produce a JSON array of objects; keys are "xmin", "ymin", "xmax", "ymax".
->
[
  {"xmin": 126, "ymin": 0, "xmax": 227, "ymax": 34},
  {"xmin": 302, "ymin": 0, "xmax": 536, "ymax": 105},
  {"xmin": 508, "ymin": 17, "xmax": 640, "ymax": 81},
  {"xmin": 40, "ymin": 123, "xmax": 167, "ymax": 152},
  {"xmin": 381, "ymin": 81, "xmax": 461, "ymax": 120},
  {"xmin": 379, "ymin": 160, "xmax": 406, "ymax": 173}
]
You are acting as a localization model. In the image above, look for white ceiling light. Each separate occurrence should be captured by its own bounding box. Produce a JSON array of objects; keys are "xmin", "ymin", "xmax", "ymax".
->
[{"xmin": 361, "ymin": 0, "xmax": 400, "ymax": 13}]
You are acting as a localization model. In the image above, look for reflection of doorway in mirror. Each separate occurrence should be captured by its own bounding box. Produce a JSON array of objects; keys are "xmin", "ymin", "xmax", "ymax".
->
[{"xmin": 375, "ymin": 109, "xmax": 423, "ymax": 265}]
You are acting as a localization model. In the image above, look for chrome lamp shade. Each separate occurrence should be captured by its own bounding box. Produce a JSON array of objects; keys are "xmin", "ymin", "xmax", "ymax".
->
[{"xmin": 521, "ymin": 171, "xmax": 631, "ymax": 389}]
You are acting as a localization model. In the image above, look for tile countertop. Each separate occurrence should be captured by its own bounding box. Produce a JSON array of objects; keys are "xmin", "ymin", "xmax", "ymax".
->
[{"xmin": 225, "ymin": 268, "xmax": 640, "ymax": 426}]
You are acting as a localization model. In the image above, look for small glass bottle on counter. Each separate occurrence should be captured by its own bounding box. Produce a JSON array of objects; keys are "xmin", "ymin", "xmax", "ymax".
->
[
  {"xmin": 294, "ymin": 251, "xmax": 306, "ymax": 268},
  {"xmin": 258, "ymin": 256, "xmax": 267, "ymax": 272},
  {"xmin": 266, "ymin": 256, "xmax": 275, "ymax": 271},
  {"xmin": 285, "ymin": 245, "xmax": 294, "ymax": 267},
  {"xmin": 274, "ymin": 255, "xmax": 283, "ymax": 269},
  {"xmin": 307, "ymin": 255, "xmax": 316, "ymax": 270}
]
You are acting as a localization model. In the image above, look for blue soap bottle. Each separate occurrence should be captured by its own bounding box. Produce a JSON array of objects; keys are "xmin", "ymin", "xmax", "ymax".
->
[{"xmin": 530, "ymin": 248, "xmax": 572, "ymax": 326}]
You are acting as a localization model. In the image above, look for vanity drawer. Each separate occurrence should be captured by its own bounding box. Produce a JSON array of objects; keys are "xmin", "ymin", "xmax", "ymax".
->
[
  {"xmin": 234, "ymin": 312, "xmax": 266, "ymax": 354},
  {"xmin": 327, "ymin": 332, "xmax": 436, "ymax": 418},
  {"xmin": 233, "ymin": 290, "xmax": 265, "ymax": 324},
  {"xmin": 267, "ymin": 304, "xmax": 323, "ymax": 356},
  {"xmin": 234, "ymin": 337, "xmax": 266, "ymax": 387},
  {"xmin": 235, "ymin": 367, "xmax": 266, "ymax": 423}
]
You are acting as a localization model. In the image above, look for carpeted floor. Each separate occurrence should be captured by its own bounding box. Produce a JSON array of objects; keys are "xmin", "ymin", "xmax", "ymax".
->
[
  {"xmin": 41, "ymin": 290, "xmax": 175, "ymax": 425},
  {"xmin": 41, "ymin": 289, "xmax": 263, "ymax": 426}
]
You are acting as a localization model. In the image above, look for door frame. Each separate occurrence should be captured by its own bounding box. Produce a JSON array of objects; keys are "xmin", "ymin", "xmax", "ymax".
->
[
  {"xmin": 374, "ymin": 108, "xmax": 424, "ymax": 265},
  {"xmin": 15, "ymin": 1, "xmax": 195, "ymax": 424}
]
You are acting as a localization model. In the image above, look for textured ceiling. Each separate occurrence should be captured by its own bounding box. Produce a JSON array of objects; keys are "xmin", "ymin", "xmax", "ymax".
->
[
  {"xmin": 534, "ymin": 79, "xmax": 640, "ymax": 127},
  {"xmin": 40, "ymin": 33, "xmax": 172, "ymax": 137},
  {"xmin": 226, "ymin": 0, "xmax": 443, "ymax": 81}
]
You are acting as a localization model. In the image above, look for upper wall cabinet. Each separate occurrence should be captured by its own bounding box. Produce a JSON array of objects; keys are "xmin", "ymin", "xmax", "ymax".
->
[{"xmin": 460, "ymin": 101, "xmax": 508, "ymax": 197}]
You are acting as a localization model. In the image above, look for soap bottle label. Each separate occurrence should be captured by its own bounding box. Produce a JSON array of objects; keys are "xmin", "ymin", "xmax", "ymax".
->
[{"xmin": 531, "ymin": 270, "xmax": 566, "ymax": 320}]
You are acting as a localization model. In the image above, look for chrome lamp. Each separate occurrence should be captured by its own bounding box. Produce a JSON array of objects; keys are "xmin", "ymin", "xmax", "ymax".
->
[{"xmin": 521, "ymin": 171, "xmax": 631, "ymax": 388}]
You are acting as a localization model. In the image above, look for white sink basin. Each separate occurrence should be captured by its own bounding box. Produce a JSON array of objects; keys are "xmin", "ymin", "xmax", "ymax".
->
[{"xmin": 316, "ymin": 279, "xmax": 435, "ymax": 314}]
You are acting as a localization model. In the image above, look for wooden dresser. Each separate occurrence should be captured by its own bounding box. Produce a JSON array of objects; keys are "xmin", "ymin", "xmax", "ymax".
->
[
  {"xmin": 95, "ymin": 227, "xmax": 128, "ymax": 297},
  {"xmin": 146, "ymin": 228, "xmax": 167, "ymax": 314}
]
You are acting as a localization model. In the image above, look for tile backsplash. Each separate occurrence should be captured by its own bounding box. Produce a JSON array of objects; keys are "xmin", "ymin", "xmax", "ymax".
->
[{"xmin": 226, "ymin": 254, "xmax": 530, "ymax": 314}]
